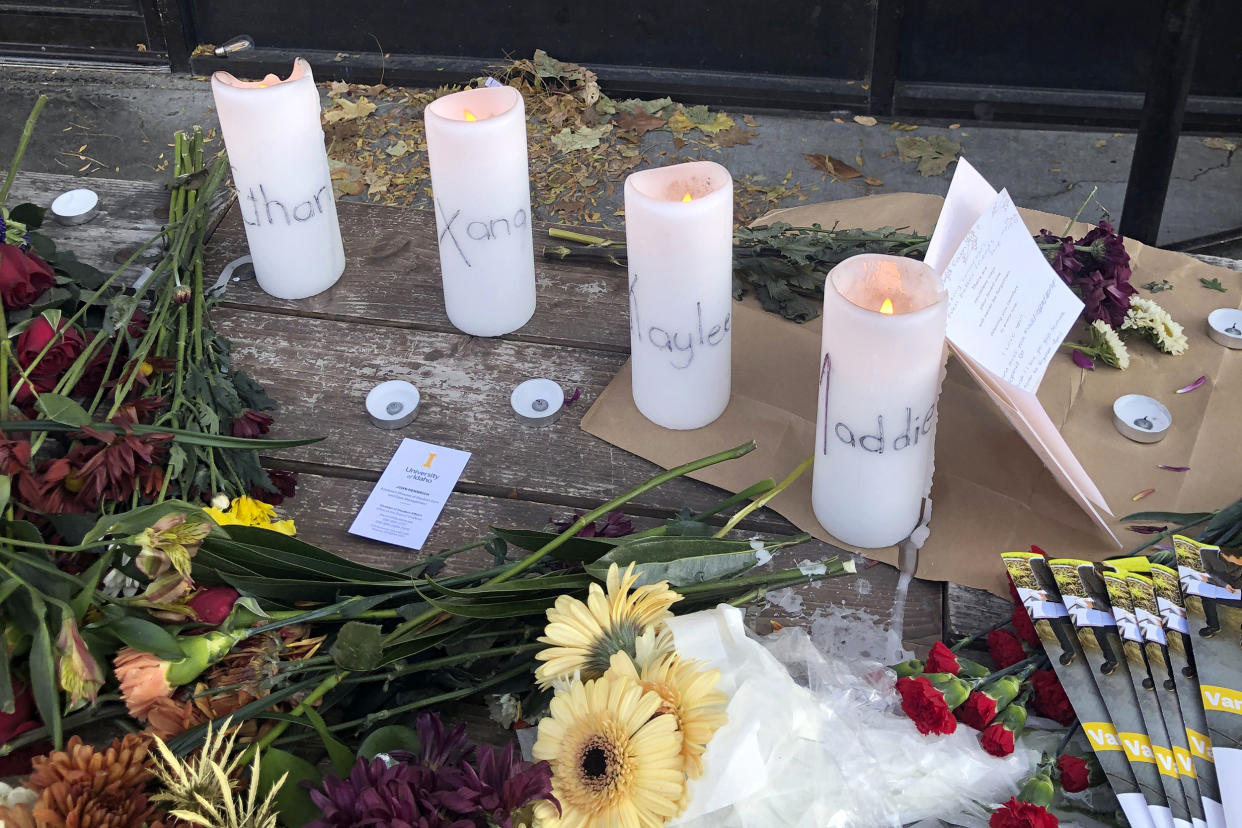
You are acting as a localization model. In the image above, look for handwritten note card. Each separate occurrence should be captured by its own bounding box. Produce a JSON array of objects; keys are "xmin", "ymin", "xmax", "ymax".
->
[
  {"xmin": 940, "ymin": 190, "xmax": 1083, "ymax": 393},
  {"xmin": 349, "ymin": 438, "xmax": 471, "ymax": 550},
  {"xmin": 926, "ymin": 158, "xmax": 1115, "ymax": 541}
]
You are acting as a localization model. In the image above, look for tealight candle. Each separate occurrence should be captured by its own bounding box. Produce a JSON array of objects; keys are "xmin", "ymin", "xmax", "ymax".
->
[
  {"xmin": 624, "ymin": 161, "xmax": 733, "ymax": 430},
  {"xmin": 812, "ymin": 254, "xmax": 948, "ymax": 548},
  {"xmin": 510, "ymin": 378, "xmax": 564, "ymax": 427},
  {"xmin": 1207, "ymin": 308, "xmax": 1242, "ymax": 350},
  {"xmin": 366, "ymin": 380, "xmax": 421, "ymax": 429},
  {"xmin": 1113, "ymin": 394, "xmax": 1171, "ymax": 443},
  {"xmin": 51, "ymin": 189, "xmax": 99, "ymax": 225},
  {"xmin": 211, "ymin": 59, "xmax": 345, "ymax": 300},
  {"xmin": 424, "ymin": 85, "xmax": 536, "ymax": 337}
]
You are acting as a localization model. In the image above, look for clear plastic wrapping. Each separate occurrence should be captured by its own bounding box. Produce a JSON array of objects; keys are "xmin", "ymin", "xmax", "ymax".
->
[{"xmin": 666, "ymin": 605, "xmax": 1035, "ymax": 828}]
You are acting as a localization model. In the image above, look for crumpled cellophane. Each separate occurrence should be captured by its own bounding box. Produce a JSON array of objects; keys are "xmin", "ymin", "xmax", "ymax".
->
[{"xmin": 666, "ymin": 605, "xmax": 1035, "ymax": 828}]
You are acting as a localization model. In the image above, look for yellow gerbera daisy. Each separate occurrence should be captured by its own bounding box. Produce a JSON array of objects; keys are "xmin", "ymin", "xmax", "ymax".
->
[
  {"xmin": 533, "ymin": 673, "xmax": 685, "ymax": 828},
  {"xmin": 534, "ymin": 563, "xmax": 681, "ymax": 689},
  {"xmin": 607, "ymin": 651, "xmax": 728, "ymax": 780}
]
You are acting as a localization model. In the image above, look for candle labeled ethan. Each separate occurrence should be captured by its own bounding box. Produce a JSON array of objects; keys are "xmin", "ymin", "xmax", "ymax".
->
[
  {"xmin": 812, "ymin": 254, "xmax": 948, "ymax": 548},
  {"xmin": 211, "ymin": 58, "xmax": 345, "ymax": 300},
  {"xmin": 624, "ymin": 161, "xmax": 733, "ymax": 430},
  {"xmin": 424, "ymin": 85, "xmax": 536, "ymax": 337}
]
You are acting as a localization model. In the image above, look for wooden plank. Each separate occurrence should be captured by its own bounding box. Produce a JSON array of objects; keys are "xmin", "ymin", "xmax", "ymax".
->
[
  {"xmin": 205, "ymin": 202, "xmax": 633, "ymax": 353},
  {"xmin": 274, "ymin": 470, "xmax": 943, "ymax": 643},
  {"xmin": 944, "ymin": 582, "xmax": 1013, "ymax": 640}
]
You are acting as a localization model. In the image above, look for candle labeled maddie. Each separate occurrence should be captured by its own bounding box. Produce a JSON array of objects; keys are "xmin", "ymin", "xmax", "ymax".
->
[
  {"xmin": 624, "ymin": 161, "xmax": 733, "ymax": 430},
  {"xmin": 424, "ymin": 85, "xmax": 536, "ymax": 337},
  {"xmin": 812, "ymin": 254, "xmax": 948, "ymax": 548},
  {"xmin": 211, "ymin": 58, "xmax": 345, "ymax": 300}
]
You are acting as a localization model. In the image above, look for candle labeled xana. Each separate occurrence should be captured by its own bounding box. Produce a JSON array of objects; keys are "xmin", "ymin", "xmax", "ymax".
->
[
  {"xmin": 424, "ymin": 85, "xmax": 536, "ymax": 337},
  {"xmin": 812, "ymin": 254, "xmax": 947, "ymax": 548},
  {"xmin": 211, "ymin": 59, "xmax": 345, "ymax": 300},
  {"xmin": 624, "ymin": 161, "xmax": 733, "ymax": 430}
]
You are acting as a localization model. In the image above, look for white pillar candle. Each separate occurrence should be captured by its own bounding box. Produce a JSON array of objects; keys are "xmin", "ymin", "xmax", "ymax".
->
[
  {"xmin": 211, "ymin": 59, "xmax": 345, "ymax": 300},
  {"xmin": 812, "ymin": 254, "xmax": 947, "ymax": 548},
  {"xmin": 424, "ymin": 86, "xmax": 536, "ymax": 337},
  {"xmin": 624, "ymin": 161, "xmax": 733, "ymax": 430}
]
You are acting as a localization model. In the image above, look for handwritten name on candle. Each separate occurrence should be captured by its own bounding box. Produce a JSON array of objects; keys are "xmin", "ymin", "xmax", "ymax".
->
[
  {"xmin": 238, "ymin": 182, "xmax": 332, "ymax": 228},
  {"xmin": 629, "ymin": 274, "xmax": 731, "ymax": 369},
  {"xmin": 820, "ymin": 353, "xmax": 936, "ymax": 454},
  {"xmin": 435, "ymin": 199, "xmax": 529, "ymax": 268}
]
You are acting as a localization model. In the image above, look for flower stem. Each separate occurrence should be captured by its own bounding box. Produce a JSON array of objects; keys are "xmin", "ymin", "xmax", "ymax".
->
[
  {"xmin": 0, "ymin": 95, "xmax": 48, "ymax": 207},
  {"xmin": 1062, "ymin": 186, "xmax": 1100, "ymax": 237},
  {"xmin": 331, "ymin": 663, "xmax": 531, "ymax": 732},
  {"xmin": 237, "ymin": 671, "xmax": 342, "ymax": 766},
  {"xmin": 949, "ymin": 616, "xmax": 1014, "ymax": 652},
  {"xmin": 714, "ymin": 456, "xmax": 811, "ymax": 538},
  {"xmin": 548, "ymin": 227, "xmax": 618, "ymax": 247}
]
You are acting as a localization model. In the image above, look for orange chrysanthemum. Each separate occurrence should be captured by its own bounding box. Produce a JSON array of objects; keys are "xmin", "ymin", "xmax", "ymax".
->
[{"xmin": 0, "ymin": 734, "xmax": 167, "ymax": 828}]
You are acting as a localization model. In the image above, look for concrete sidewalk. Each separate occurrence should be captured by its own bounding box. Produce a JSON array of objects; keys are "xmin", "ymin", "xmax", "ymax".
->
[{"xmin": 1, "ymin": 63, "xmax": 1239, "ymax": 251}]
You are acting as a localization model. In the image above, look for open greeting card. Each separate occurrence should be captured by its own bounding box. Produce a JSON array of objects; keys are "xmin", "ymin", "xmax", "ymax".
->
[
  {"xmin": 926, "ymin": 159, "xmax": 1116, "ymax": 543},
  {"xmin": 583, "ymin": 163, "xmax": 1242, "ymax": 595}
]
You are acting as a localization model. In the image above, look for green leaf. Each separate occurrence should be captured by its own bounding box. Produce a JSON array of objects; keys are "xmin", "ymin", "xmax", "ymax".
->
[
  {"xmin": 9, "ymin": 202, "xmax": 45, "ymax": 229},
  {"xmin": 587, "ymin": 536, "xmax": 764, "ymax": 586},
  {"xmin": 1120, "ymin": 511, "xmax": 1215, "ymax": 524},
  {"xmin": 330, "ymin": 621, "xmax": 383, "ymax": 671},
  {"xmin": 0, "ymin": 419, "xmax": 323, "ymax": 450},
  {"xmin": 205, "ymin": 528, "xmax": 403, "ymax": 581},
  {"xmin": 98, "ymin": 614, "xmax": 185, "ymax": 660},
  {"xmin": 358, "ymin": 725, "xmax": 421, "ymax": 760},
  {"xmin": 82, "ymin": 500, "xmax": 208, "ymax": 546},
  {"xmin": 1203, "ymin": 499, "xmax": 1242, "ymax": 545},
  {"xmin": 490, "ymin": 526, "xmax": 621, "ymax": 563},
  {"xmin": 303, "ymin": 705, "xmax": 357, "ymax": 775},
  {"xmin": 409, "ymin": 583, "xmax": 561, "ymax": 619},
  {"xmin": 34, "ymin": 393, "xmax": 91, "ymax": 426},
  {"xmin": 258, "ymin": 747, "xmax": 323, "ymax": 828},
  {"xmin": 1200, "ymin": 277, "xmax": 1228, "ymax": 293},
  {"xmin": 70, "ymin": 549, "xmax": 114, "ymax": 618},
  {"xmin": 0, "ymin": 474, "xmax": 9, "ymax": 517},
  {"xmin": 0, "ymin": 630, "xmax": 14, "ymax": 714},
  {"xmin": 26, "ymin": 592, "xmax": 62, "ymax": 748}
]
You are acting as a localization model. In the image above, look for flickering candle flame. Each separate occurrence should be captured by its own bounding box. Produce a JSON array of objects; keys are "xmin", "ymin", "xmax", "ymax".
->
[
  {"xmin": 880, "ymin": 297, "xmax": 895, "ymax": 315},
  {"xmin": 463, "ymin": 109, "xmax": 478, "ymax": 122},
  {"xmin": 682, "ymin": 192, "xmax": 693, "ymax": 202}
]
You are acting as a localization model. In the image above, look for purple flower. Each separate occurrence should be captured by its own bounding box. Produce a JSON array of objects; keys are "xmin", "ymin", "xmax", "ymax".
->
[
  {"xmin": 306, "ymin": 756, "xmax": 452, "ymax": 828},
  {"xmin": 550, "ymin": 509, "xmax": 636, "ymax": 538},
  {"xmin": 1039, "ymin": 221, "xmax": 1136, "ymax": 327},
  {"xmin": 416, "ymin": 711, "xmax": 471, "ymax": 770},
  {"xmin": 437, "ymin": 744, "xmax": 557, "ymax": 828}
]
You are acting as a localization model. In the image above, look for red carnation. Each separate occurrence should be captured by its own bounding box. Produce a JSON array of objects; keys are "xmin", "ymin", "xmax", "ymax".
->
[
  {"xmin": 896, "ymin": 675, "xmax": 961, "ymax": 735},
  {"xmin": 988, "ymin": 628, "xmax": 1027, "ymax": 669},
  {"xmin": 187, "ymin": 586, "xmax": 240, "ymax": 627},
  {"xmin": 0, "ymin": 243, "xmax": 55, "ymax": 310},
  {"xmin": 1012, "ymin": 605, "xmax": 1040, "ymax": 649},
  {"xmin": 1057, "ymin": 754, "xmax": 1091, "ymax": 793},
  {"xmin": 982, "ymin": 720, "xmax": 1016, "ymax": 756},
  {"xmin": 990, "ymin": 797, "xmax": 1059, "ymax": 828},
  {"xmin": 925, "ymin": 641, "xmax": 962, "ymax": 675},
  {"xmin": 1030, "ymin": 670, "xmax": 1075, "ymax": 725},
  {"xmin": 957, "ymin": 690, "xmax": 999, "ymax": 731}
]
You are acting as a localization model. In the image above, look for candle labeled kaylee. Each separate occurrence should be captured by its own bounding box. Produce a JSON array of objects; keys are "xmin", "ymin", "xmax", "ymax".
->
[
  {"xmin": 211, "ymin": 58, "xmax": 345, "ymax": 300},
  {"xmin": 624, "ymin": 161, "xmax": 733, "ymax": 430},
  {"xmin": 812, "ymin": 254, "xmax": 947, "ymax": 548},
  {"xmin": 424, "ymin": 85, "xmax": 536, "ymax": 337}
]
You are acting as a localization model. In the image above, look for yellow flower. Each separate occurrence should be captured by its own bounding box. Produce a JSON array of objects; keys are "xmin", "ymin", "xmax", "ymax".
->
[
  {"xmin": 607, "ymin": 651, "xmax": 728, "ymax": 780},
  {"xmin": 534, "ymin": 563, "xmax": 681, "ymax": 689},
  {"xmin": 203, "ymin": 495, "xmax": 296, "ymax": 535},
  {"xmin": 533, "ymin": 673, "xmax": 685, "ymax": 828}
]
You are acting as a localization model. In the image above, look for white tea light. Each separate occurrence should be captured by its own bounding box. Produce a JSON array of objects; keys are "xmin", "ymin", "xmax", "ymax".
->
[
  {"xmin": 510, "ymin": 378, "xmax": 564, "ymax": 427},
  {"xmin": 211, "ymin": 58, "xmax": 346, "ymax": 300},
  {"xmin": 366, "ymin": 380, "xmax": 421, "ymax": 430},
  {"xmin": 1207, "ymin": 308, "xmax": 1242, "ymax": 350},
  {"xmin": 1112, "ymin": 394, "xmax": 1171, "ymax": 444},
  {"xmin": 51, "ymin": 189, "xmax": 99, "ymax": 225},
  {"xmin": 625, "ymin": 160, "xmax": 733, "ymax": 430},
  {"xmin": 424, "ymin": 85, "xmax": 536, "ymax": 337},
  {"xmin": 812, "ymin": 254, "xmax": 948, "ymax": 549}
]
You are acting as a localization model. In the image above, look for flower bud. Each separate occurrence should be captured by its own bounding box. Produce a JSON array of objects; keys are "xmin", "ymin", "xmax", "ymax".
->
[
  {"xmin": 173, "ymin": 285, "xmax": 193, "ymax": 304},
  {"xmin": 211, "ymin": 492, "xmax": 231, "ymax": 510},
  {"xmin": 1018, "ymin": 771, "xmax": 1056, "ymax": 808},
  {"xmin": 187, "ymin": 586, "xmax": 240, "ymax": 627},
  {"xmin": 924, "ymin": 672, "xmax": 971, "ymax": 710}
]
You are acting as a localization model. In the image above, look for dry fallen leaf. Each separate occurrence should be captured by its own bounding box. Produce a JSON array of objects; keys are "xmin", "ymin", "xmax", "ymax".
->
[
  {"xmin": 853, "ymin": 115, "xmax": 877, "ymax": 126},
  {"xmin": 742, "ymin": 114, "xmax": 758, "ymax": 127},
  {"xmin": 712, "ymin": 126, "xmax": 759, "ymax": 147},
  {"xmin": 895, "ymin": 134, "xmax": 962, "ymax": 177},
  {"xmin": 385, "ymin": 140, "xmax": 412, "ymax": 158},
  {"xmin": 948, "ymin": 123, "xmax": 961, "ymax": 130},
  {"xmin": 665, "ymin": 110, "xmax": 696, "ymax": 135},
  {"xmin": 614, "ymin": 108, "xmax": 667, "ymax": 138},
  {"xmin": 1203, "ymin": 137, "xmax": 1238, "ymax": 152},
  {"xmin": 328, "ymin": 81, "xmax": 350, "ymax": 97},
  {"xmin": 804, "ymin": 153, "xmax": 882, "ymax": 186},
  {"xmin": 323, "ymin": 97, "xmax": 377, "ymax": 123},
  {"xmin": 888, "ymin": 121, "xmax": 919, "ymax": 131},
  {"xmin": 1094, "ymin": 139, "xmax": 1108, "ymax": 148}
]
